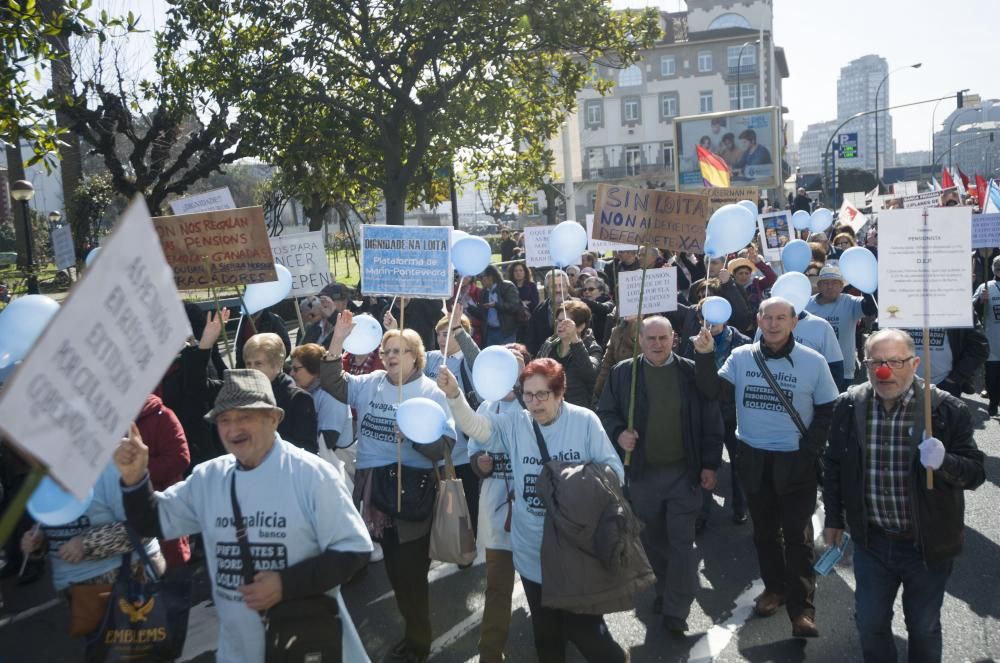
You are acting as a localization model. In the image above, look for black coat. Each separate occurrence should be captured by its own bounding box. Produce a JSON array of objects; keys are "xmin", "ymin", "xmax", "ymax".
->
[
  {"xmin": 272, "ymin": 372, "xmax": 319, "ymax": 453},
  {"xmin": 597, "ymin": 355, "xmax": 723, "ymax": 485},
  {"xmin": 824, "ymin": 379, "xmax": 985, "ymax": 563},
  {"xmin": 236, "ymin": 310, "xmax": 291, "ymax": 368}
]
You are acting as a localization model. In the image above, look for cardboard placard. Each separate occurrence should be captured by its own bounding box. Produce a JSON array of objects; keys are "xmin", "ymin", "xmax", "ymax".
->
[
  {"xmin": 616, "ymin": 266, "xmax": 678, "ymax": 317},
  {"xmin": 586, "ymin": 214, "xmax": 638, "ymax": 253},
  {"xmin": 360, "ymin": 225, "xmax": 452, "ymax": 297},
  {"xmin": 169, "ymin": 187, "xmax": 237, "ymax": 215},
  {"xmin": 152, "ymin": 206, "xmax": 277, "ymax": 290},
  {"xmin": 51, "ymin": 225, "xmax": 75, "ymax": 271},
  {"xmin": 0, "ymin": 197, "xmax": 192, "ymax": 499},
  {"xmin": 901, "ymin": 190, "xmax": 951, "ymax": 209},
  {"xmin": 757, "ymin": 210, "xmax": 792, "ymax": 262},
  {"xmin": 703, "ymin": 186, "xmax": 759, "ymax": 214},
  {"xmin": 878, "ymin": 207, "xmax": 972, "ymax": 328},
  {"xmin": 972, "ymin": 213, "xmax": 1000, "ymax": 250},
  {"xmin": 592, "ymin": 184, "xmax": 709, "ymax": 253},
  {"xmin": 269, "ymin": 231, "xmax": 331, "ymax": 297}
]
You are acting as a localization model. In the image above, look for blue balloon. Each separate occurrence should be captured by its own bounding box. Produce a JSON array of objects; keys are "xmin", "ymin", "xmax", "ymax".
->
[
  {"xmin": 27, "ymin": 477, "xmax": 94, "ymax": 526},
  {"xmin": 701, "ymin": 296, "xmax": 733, "ymax": 325},
  {"xmin": 781, "ymin": 239, "xmax": 812, "ymax": 273},
  {"xmin": 85, "ymin": 246, "xmax": 101, "ymax": 267},
  {"xmin": 770, "ymin": 272, "xmax": 812, "ymax": 315},
  {"xmin": 397, "ymin": 397, "xmax": 447, "ymax": 444},
  {"xmin": 705, "ymin": 204, "xmax": 756, "ymax": 257},
  {"xmin": 0, "ymin": 294, "xmax": 60, "ymax": 370},
  {"xmin": 810, "ymin": 208, "xmax": 834, "ymax": 233},
  {"xmin": 738, "ymin": 200, "xmax": 759, "ymax": 219},
  {"xmin": 550, "ymin": 221, "xmax": 588, "ymax": 267},
  {"xmin": 472, "ymin": 346, "xmax": 520, "ymax": 402},
  {"xmin": 791, "ymin": 210, "xmax": 812, "ymax": 231},
  {"xmin": 839, "ymin": 246, "xmax": 878, "ymax": 293},
  {"xmin": 343, "ymin": 314, "xmax": 384, "ymax": 355},
  {"xmin": 452, "ymin": 236, "xmax": 492, "ymax": 276},
  {"xmin": 242, "ymin": 263, "xmax": 293, "ymax": 314}
]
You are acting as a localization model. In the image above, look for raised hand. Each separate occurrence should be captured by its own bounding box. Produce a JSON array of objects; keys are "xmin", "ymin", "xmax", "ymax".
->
[
  {"xmin": 333, "ymin": 310, "xmax": 355, "ymax": 341},
  {"xmin": 556, "ymin": 318, "xmax": 579, "ymax": 344},
  {"xmin": 693, "ymin": 327, "xmax": 715, "ymax": 354},
  {"xmin": 436, "ymin": 365, "xmax": 460, "ymax": 399},
  {"xmin": 383, "ymin": 310, "xmax": 398, "ymax": 330},
  {"xmin": 199, "ymin": 308, "xmax": 231, "ymax": 350},
  {"xmin": 114, "ymin": 422, "xmax": 149, "ymax": 487}
]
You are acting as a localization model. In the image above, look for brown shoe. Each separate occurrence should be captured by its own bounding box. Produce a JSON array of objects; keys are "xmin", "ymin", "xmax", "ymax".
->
[
  {"xmin": 752, "ymin": 591, "xmax": 786, "ymax": 617},
  {"xmin": 791, "ymin": 615, "xmax": 820, "ymax": 638}
]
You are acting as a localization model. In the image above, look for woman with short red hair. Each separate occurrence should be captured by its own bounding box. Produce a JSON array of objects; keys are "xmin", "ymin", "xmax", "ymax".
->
[{"xmin": 437, "ymin": 358, "xmax": 628, "ymax": 663}]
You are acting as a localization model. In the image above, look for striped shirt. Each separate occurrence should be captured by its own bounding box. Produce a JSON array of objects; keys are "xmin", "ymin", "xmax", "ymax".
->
[{"xmin": 865, "ymin": 389, "xmax": 915, "ymax": 534}]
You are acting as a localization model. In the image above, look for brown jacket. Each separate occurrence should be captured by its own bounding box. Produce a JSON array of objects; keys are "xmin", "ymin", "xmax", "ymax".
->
[{"xmin": 593, "ymin": 318, "xmax": 639, "ymax": 401}]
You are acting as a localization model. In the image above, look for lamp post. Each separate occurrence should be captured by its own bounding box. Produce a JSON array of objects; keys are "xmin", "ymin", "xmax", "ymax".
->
[
  {"xmin": 948, "ymin": 107, "xmax": 982, "ymax": 169},
  {"xmin": 931, "ymin": 89, "xmax": 968, "ymax": 167},
  {"xmin": 874, "ymin": 62, "xmax": 921, "ymax": 191},
  {"xmin": 10, "ymin": 180, "xmax": 38, "ymax": 294},
  {"xmin": 735, "ymin": 40, "xmax": 759, "ymax": 110},
  {"xmin": 48, "ymin": 210, "xmax": 62, "ymax": 230}
]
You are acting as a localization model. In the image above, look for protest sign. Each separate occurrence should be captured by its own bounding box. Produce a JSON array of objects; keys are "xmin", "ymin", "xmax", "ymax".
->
[
  {"xmin": 592, "ymin": 183, "xmax": 709, "ymax": 253},
  {"xmin": 51, "ymin": 225, "xmax": 75, "ymax": 271},
  {"xmin": 360, "ymin": 225, "xmax": 452, "ymax": 297},
  {"xmin": 892, "ymin": 181, "xmax": 919, "ymax": 197},
  {"xmin": 523, "ymin": 225, "xmax": 582, "ymax": 267},
  {"xmin": 586, "ymin": 214, "xmax": 638, "ymax": 253},
  {"xmin": 757, "ymin": 210, "xmax": 792, "ymax": 262},
  {"xmin": 169, "ymin": 187, "xmax": 237, "ymax": 215},
  {"xmin": 878, "ymin": 207, "xmax": 972, "ymax": 329},
  {"xmin": 269, "ymin": 231, "xmax": 330, "ymax": 297},
  {"xmin": 0, "ymin": 196, "xmax": 192, "ymax": 499},
  {"xmin": 901, "ymin": 189, "xmax": 951, "ymax": 209},
  {"xmin": 152, "ymin": 206, "xmax": 276, "ymax": 290},
  {"xmin": 972, "ymin": 213, "xmax": 1000, "ymax": 249},
  {"xmin": 617, "ymin": 267, "xmax": 678, "ymax": 317},
  {"xmin": 703, "ymin": 186, "xmax": 759, "ymax": 214}
]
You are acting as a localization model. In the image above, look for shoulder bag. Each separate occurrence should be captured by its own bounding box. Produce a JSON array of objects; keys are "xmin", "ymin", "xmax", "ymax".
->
[{"xmin": 751, "ymin": 344, "xmax": 808, "ymax": 437}]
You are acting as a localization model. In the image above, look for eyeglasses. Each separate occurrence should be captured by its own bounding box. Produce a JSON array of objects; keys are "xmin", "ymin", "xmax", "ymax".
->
[
  {"xmin": 521, "ymin": 390, "xmax": 552, "ymax": 402},
  {"xmin": 583, "ymin": 287, "xmax": 598, "ymax": 293},
  {"xmin": 379, "ymin": 348, "xmax": 413, "ymax": 358},
  {"xmin": 864, "ymin": 357, "xmax": 915, "ymax": 370},
  {"xmin": 834, "ymin": 241, "xmax": 852, "ymax": 248}
]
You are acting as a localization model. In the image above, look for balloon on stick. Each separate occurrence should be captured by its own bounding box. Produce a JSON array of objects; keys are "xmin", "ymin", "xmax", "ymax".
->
[
  {"xmin": 396, "ymin": 397, "xmax": 447, "ymax": 444},
  {"xmin": 810, "ymin": 208, "xmax": 834, "ymax": 233},
  {"xmin": 549, "ymin": 220, "xmax": 588, "ymax": 267},
  {"xmin": 27, "ymin": 477, "xmax": 94, "ymax": 526},
  {"xmin": 738, "ymin": 200, "xmax": 759, "ymax": 219},
  {"xmin": 451, "ymin": 236, "xmax": 491, "ymax": 276},
  {"xmin": 701, "ymin": 296, "xmax": 733, "ymax": 325},
  {"xmin": 770, "ymin": 271, "xmax": 812, "ymax": 315},
  {"xmin": 0, "ymin": 294, "xmax": 60, "ymax": 371},
  {"xmin": 704, "ymin": 204, "xmax": 756, "ymax": 257},
  {"xmin": 780, "ymin": 239, "xmax": 812, "ymax": 273},
  {"xmin": 472, "ymin": 347, "xmax": 520, "ymax": 402},
  {"xmin": 242, "ymin": 264, "xmax": 293, "ymax": 314},
  {"xmin": 343, "ymin": 314, "xmax": 384, "ymax": 355},
  {"xmin": 838, "ymin": 246, "xmax": 878, "ymax": 293},
  {"xmin": 791, "ymin": 210, "xmax": 812, "ymax": 231}
]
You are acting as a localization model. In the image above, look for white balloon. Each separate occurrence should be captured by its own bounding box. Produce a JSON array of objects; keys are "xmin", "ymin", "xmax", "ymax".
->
[
  {"xmin": 549, "ymin": 220, "xmax": 588, "ymax": 267},
  {"xmin": 242, "ymin": 264, "xmax": 293, "ymax": 314},
  {"xmin": 343, "ymin": 314, "xmax": 384, "ymax": 355},
  {"xmin": 810, "ymin": 208, "xmax": 834, "ymax": 233},
  {"xmin": 770, "ymin": 272, "xmax": 812, "ymax": 315},
  {"xmin": 397, "ymin": 397, "xmax": 447, "ymax": 444},
  {"xmin": 84, "ymin": 246, "xmax": 101, "ymax": 267},
  {"xmin": 472, "ymin": 346, "xmax": 520, "ymax": 402},
  {"xmin": 450, "ymin": 229, "xmax": 469, "ymax": 245},
  {"xmin": 705, "ymin": 204, "xmax": 756, "ymax": 257},
  {"xmin": 738, "ymin": 200, "xmax": 759, "ymax": 219}
]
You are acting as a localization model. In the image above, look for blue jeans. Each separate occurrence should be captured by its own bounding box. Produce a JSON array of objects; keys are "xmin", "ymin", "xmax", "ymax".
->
[
  {"xmin": 485, "ymin": 326, "xmax": 516, "ymax": 348},
  {"xmin": 853, "ymin": 528, "xmax": 953, "ymax": 663}
]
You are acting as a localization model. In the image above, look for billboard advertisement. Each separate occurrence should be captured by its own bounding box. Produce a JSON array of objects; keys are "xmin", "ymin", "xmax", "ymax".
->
[{"xmin": 673, "ymin": 106, "xmax": 782, "ymax": 192}]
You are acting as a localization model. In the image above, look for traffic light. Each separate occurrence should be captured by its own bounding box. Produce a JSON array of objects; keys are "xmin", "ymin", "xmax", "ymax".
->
[{"xmin": 957, "ymin": 90, "xmax": 964, "ymax": 108}]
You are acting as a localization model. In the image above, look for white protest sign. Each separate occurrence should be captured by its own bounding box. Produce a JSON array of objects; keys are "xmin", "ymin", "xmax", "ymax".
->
[
  {"xmin": 901, "ymin": 190, "xmax": 950, "ymax": 209},
  {"xmin": 0, "ymin": 196, "xmax": 192, "ymax": 499},
  {"xmin": 51, "ymin": 224, "xmax": 75, "ymax": 271},
  {"xmin": 269, "ymin": 231, "xmax": 331, "ymax": 297},
  {"xmin": 971, "ymin": 213, "xmax": 1000, "ymax": 249},
  {"xmin": 586, "ymin": 214, "xmax": 638, "ymax": 253},
  {"xmin": 757, "ymin": 210, "xmax": 792, "ymax": 262},
  {"xmin": 878, "ymin": 207, "xmax": 972, "ymax": 329},
  {"xmin": 893, "ymin": 181, "xmax": 918, "ymax": 197},
  {"xmin": 523, "ymin": 225, "xmax": 581, "ymax": 268},
  {"xmin": 169, "ymin": 187, "xmax": 237, "ymax": 215},
  {"xmin": 616, "ymin": 266, "xmax": 677, "ymax": 317}
]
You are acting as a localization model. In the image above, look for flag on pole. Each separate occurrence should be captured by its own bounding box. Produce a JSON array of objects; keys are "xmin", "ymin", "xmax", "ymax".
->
[
  {"xmin": 975, "ymin": 174, "xmax": 988, "ymax": 209},
  {"xmin": 696, "ymin": 145, "xmax": 731, "ymax": 187},
  {"xmin": 951, "ymin": 167, "xmax": 967, "ymax": 195},
  {"xmin": 941, "ymin": 168, "xmax": 956, "ymax": 190},
  {"xmin": 986, "ymin": 180, "xmax": 1000, "ymax": 214},
  {"xmin": 958, "ymin": 168, "xmax": 971, "ymax": 192},
  {"xmin": 838, "ymin": 197, "xmax": 868, "ymax": 233},
  {"xmin": 930, "ymin": 175, "xmax": 941, "ymax": 191}
]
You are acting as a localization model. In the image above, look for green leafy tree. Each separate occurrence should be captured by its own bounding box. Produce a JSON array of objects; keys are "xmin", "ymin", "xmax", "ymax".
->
[
  {"xmin": 64, "ymin": 172, "xmax": 114, "ymax": 255},
  {"xmin": 159, "ymin": 0, "xmax": 660, "ymax": 225}
]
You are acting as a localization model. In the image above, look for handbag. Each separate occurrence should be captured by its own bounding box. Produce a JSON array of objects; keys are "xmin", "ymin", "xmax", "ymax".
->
[
  {"xmin": 370, "ymin": 463, "xmax": 438, "ymax": 521},
  {"xmin": 230, "ymin": 471, "xmax": 343, "ymax": 663},
  {"xmin": 428, "ymin": 449, "xmax": 477, "ymax": 565},
  {"xmin": 68, "ymin": 583, "xmax": 113, "ymax": 637},
  {"xmin": 85, "ymin": 531, "xmax": 191, "ymax": 662}
]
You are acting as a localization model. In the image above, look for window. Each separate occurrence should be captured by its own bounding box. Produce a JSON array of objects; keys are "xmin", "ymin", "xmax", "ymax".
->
[
  {"xmin": 728, "ymin": 83, "xmax": 757, "ymax": 109},
  {"xmin": 619, "ymin": 65, "xmax": 642, "ymax": 87},
  {"xmin": 585, "ymin": 101, "xmax": 603, "ymax": 126},
  {"xmin": 708, "ymin": 12, "xmax": 752, "ymax": 30},
  {"xmin": 660, "ymin": 56, "xmax": 676, "ymax": 76},
  {"xmin": 698, "ymin": 50, "xmax": 713, "ymax": 73},
  {"xmin": 588, "ymin": 191, "xmax": 598, "ymax": 210},
  {"xmin": 625, "ymin": 146, "xmax": 641, "ymax": 176},
  {"xmin": 699, "ymin": 91, "xmax": 714, "ymax": 114},
  {"xmin": 726, "ymin": 45, "xmax": 756, "ymax": 70},
  {"xmin": 623, "ymin": 97, "xmax": 640, "ymax": 122},
  {"xmin": 661, "ymin": 94, "xmax": 678, "ymax": 118},
  {"xmin": 662, "ymin": 143, "xmax": 675, "ymax": 169}
]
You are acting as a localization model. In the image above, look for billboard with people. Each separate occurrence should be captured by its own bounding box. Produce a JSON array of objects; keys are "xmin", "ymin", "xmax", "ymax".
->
[{"xmin": 672, "ymin": 106, "xmax": 782, "ymax": 192}]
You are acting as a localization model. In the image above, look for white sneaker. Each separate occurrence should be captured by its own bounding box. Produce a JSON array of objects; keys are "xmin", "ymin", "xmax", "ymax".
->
[{"xmin": 370, "ymin": 542, "xmax": 384, "ymax": 563}]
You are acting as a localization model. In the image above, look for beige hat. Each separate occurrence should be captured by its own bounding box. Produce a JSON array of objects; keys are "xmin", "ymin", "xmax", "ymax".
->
[
  {"xmin": 817, "ymin": 264, "xmax": 845, "ymax": 282},
  {"xmin": 204, "ymin": 369, "xmax": 284, "ymax": 423},
  {"xmin": 727, "ymin": 258, "xmax": 755, "ymax": 274}
]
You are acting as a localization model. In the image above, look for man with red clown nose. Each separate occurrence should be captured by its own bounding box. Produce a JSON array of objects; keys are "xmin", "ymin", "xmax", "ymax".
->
[{"xmin": 823, "ymin": 328, "xmax": 984, "ymax": 662}]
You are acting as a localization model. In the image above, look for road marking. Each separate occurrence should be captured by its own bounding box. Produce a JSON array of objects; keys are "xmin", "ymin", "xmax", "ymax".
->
[
  {"xmin": 428, "ymin": 577, "xmax": 526, "ymax": 659},
  {"xmin": 0, "ymin": 598, "xmax": 61, "ymax": 629},
  {"xmin": 368, "ymin": 552, "xmax": 486, "ymax": 606}
]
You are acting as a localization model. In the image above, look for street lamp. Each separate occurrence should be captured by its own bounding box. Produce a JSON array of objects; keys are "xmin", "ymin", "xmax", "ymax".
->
[
  {"xmin": 931, "ymin": 89, "xmax": 968, "ymax": 166},
  {"xmin": 735, "ymin": 40, "xmax": 759, "ymax": 110},
  {"xmin": 874, "ymin": 62, "xmax": 922, "ymax": 190},
  {"xmin": 9, "ymin": 180, "xmax": 38, "ymax": 295},
  {"xmin": 48, "ymin": 210, "xmax": 62, "ymax": 230},
  {"xmin": 948, "ymin": 107, "xmax": 982, "ymax": 169}
]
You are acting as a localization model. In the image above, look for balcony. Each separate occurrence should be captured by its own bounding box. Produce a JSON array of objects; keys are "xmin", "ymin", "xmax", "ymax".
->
[
  {"xmin": 725, "ymin": 63, "xmax": 757, "ymax": 78},
  {"xmin": 581, "ymin": 164, "xmax": 675, "ymax": 182}
]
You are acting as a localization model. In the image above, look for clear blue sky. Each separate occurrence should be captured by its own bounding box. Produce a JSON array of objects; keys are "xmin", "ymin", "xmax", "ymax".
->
[{"xmin": 612, "ymin": 0, "xmax": 1000, "ymax": 153}]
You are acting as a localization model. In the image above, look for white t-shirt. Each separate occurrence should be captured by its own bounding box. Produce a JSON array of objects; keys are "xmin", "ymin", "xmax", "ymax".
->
[
  {"xmin": 755, "ymin": 311, "xmax": 844, "ymax": 366},
  {"xmin": 805, "ymin": 294, "xmax": 866, "ymax": 379},
  {"xmin": 154, "ymin": 438, "xmax": 373, "ymax": 663},
  {"xmin": 907, "ymin": 328, "xmax": 953, "ymax": 385},
  {"xmin": 720, "ymin": 342, "xmax": 839, "ymax": 452},
  {"xmin": 424, "ymin": 351, "xmax": 472, "ymax": 466},
  {"xmin": 973, "ymin": 282, "xmax": 1000, "ymax": 362},
  {"xmin": 469, "ymin": 397, "xmax": 523, "ymax": 552}
]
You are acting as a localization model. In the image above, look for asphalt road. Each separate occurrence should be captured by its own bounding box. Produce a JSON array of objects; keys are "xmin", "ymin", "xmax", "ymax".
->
[{"xmin": 2, "ymin": 393, "xmax": 998, "ymax": 663}]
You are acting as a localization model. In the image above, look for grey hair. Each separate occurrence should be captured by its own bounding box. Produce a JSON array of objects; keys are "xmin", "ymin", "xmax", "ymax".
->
[
  {"xmin": 758, "ymin": 296, "xmax": 796, "ymax": 317},
  {"xmin": 584, "ymin": 277, "xmax": 608, "ymax": 295},
  {"xmin": 864, "ymin": 328, "xmax": 915, "ymax": 357},
  {"xmin": 640, "ymin": 315, "xmax": 673, "ymax": 334}
]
